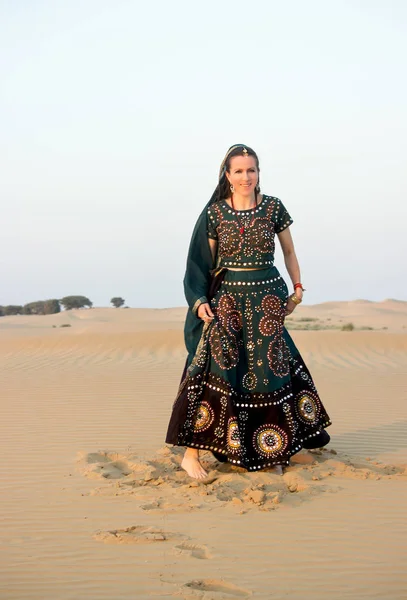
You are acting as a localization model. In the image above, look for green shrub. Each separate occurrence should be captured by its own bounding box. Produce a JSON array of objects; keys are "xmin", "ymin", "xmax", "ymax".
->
[
  {"xmin": 1, "ymin": 305, "xmax": 23, "ymax": 316},
  {"xmin": 341, "ymin": 322, "xmax": 354, "ymax": 331},
  {"xmin": 23, "ymin": 299, "xmax": 61, "ymax": 315},
  {"xmin": 111, "ymin": 297, "xmax": 125, "ymax": 308},
  {"xmin": 298, "ymin": 317, "xmax": 318, "ymax": 322},
  {"xmin": 60, "ymin": 296, "xmax": 92, "ymax": 310}
]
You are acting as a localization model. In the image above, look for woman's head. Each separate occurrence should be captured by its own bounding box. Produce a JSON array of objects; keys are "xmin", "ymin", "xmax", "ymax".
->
[{"xmin": 216, "ymin": 144, "xmax": 260, "ymax": 202}]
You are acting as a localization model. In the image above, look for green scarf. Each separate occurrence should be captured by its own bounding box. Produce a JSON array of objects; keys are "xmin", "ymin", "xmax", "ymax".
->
[{"xmin": 182, "ymin": 144, "xmax": 247, "ymax": 367}]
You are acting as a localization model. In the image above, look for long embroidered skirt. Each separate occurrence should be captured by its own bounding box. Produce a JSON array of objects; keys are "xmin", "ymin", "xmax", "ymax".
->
[{"xmin": 165, "ymin": 267, "xmax": 332, "ymax": 471}]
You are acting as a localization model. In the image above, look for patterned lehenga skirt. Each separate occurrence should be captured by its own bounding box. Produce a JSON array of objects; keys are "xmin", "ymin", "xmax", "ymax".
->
[{"xmin": 165, "ymin": 267, "xmax": 332, "ymax": 471}]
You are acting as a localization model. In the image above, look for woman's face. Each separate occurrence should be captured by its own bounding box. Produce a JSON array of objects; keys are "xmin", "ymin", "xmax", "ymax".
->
[{"xmin": 226, "ymin": 155, "xmax": 259, "ymax": 196}]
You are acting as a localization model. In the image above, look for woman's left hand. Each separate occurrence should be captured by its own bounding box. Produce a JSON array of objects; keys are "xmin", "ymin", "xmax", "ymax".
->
[{"xmin": 285, "ymin": 288, "xmax": 303, "ymax": 315}]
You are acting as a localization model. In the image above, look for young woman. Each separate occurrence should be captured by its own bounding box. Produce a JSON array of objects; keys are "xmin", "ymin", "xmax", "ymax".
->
[{"xmin": 165, "ymin": 144, "xmax": 332, "ymax": 479}]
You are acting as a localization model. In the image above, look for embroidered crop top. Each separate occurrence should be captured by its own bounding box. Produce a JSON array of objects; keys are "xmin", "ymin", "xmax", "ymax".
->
[{"xmin": 207, "ymin": 195, "xmax": 293, "ymax": 269}]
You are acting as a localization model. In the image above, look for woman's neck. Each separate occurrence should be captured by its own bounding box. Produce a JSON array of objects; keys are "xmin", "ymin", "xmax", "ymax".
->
[{"xmin": 226, "ymin": 192, "xmax": 257, "ymax": 211}]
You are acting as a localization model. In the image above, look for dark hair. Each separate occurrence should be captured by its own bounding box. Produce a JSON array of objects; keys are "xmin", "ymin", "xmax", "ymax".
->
[{"xmin": 213, "ymin": 145, "xmax": 261, "ymax": 204}]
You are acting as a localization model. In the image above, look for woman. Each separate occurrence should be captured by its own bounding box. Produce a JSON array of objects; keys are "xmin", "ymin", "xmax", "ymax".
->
[{"xmin": 165, "ymin": 144, "xmax": 332, "ymax": 479}]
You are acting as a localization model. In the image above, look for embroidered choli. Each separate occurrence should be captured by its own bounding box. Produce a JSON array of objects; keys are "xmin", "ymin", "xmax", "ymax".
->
[{"xmin": 207, "ymin": 195, "xmax": 293, "ymax": 269}]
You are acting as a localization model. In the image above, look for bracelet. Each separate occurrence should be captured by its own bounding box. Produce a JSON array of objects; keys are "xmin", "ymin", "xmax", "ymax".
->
[
  {"xmin": 290, "ymin": 294, "xmax": 302, "ymax": 305},
  {"xmin": 294, "ymin": 283, "xmax": 306, "ymax": 291}
]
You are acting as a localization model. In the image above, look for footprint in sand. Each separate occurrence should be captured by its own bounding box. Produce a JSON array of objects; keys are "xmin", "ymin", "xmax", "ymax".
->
[
  {"xmin": 174, "ymin": 541, "xmax": 212, "ymax": 560},
  {"xmin": 77, "ymin": 451, "xmax": 135, "ymax": 479},
  {"xmin": 77, "ymin": 450, "xmax": 161, "ymax": 481},
  {"xmin": 93, "ymin": 525, "xmax": 186, "ymax": 544},
  {"xmin": 183, "ymin": 579, "xmax": 251, "ymax": 597}
]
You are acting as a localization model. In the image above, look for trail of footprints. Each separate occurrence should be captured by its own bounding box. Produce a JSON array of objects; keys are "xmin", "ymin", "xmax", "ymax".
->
[
  {"xmin": 94, "ymin": 528, "xmax": 248, "ymax": 597},
  {"xmin": 81, "ymin": 446, "xmax": 406, "ymax": 598},
  {"xmin": 93, "ymin": 526, "xmax": 251, "ymax": 597}
]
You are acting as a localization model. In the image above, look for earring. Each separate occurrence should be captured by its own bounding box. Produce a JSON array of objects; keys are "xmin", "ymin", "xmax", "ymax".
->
[
  {"xmin": 230, "ymin": 184, "xmax": 235, "ymax": 193},
  {"xmin": 255, "ymin": 184, "xmax": 260, "ymax": 192}
]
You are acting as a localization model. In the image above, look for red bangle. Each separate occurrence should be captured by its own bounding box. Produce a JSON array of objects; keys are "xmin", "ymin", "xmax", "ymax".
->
[{"xmin": 294, "ymin": 283, "xmax": 305, "ymax": 291}]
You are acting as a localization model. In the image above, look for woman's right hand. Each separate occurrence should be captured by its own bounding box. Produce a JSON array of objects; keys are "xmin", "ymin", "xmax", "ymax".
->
[{"xmin": 198, "ymin": 302, "xmax": 215, "ymax": 324}]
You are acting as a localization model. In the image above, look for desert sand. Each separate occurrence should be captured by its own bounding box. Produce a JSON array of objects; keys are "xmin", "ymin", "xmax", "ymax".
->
[{"xmin": 1, "ymin": 301, "xmax": 407, "ymax": 599}]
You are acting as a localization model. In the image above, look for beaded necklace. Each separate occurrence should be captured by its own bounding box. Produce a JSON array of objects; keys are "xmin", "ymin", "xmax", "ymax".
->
[{"xmin": 230, "ymin": 193, "xmax": 258, "ymax": 235}]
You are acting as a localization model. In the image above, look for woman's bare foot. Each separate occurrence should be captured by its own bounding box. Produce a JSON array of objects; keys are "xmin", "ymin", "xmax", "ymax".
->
[{"xmin": 181, "ymin": 448, "xmax": 208, "ymax": 479}]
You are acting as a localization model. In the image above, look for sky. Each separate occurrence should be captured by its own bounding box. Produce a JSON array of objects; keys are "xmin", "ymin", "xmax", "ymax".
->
[{"xmin": 1, "ymin": 0, "xmax": 406, "ymax": 308}]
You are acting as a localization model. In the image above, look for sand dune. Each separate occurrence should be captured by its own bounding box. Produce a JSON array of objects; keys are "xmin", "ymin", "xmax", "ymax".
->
[
  {"xmin": 1, "ymin": 303, "xmax": 407, "ymax": 599},
  {"xmin": 1, "ymin": 298, "xmax": 406, "ymax": 334}
]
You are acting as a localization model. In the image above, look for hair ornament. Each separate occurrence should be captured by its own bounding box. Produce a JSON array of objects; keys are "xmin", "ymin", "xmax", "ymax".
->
[{"xmin": 242, "ymin": 147, "xmax": 249, "ymax": 156}]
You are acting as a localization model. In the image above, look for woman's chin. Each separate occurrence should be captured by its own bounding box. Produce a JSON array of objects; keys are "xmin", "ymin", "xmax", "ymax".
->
[{"xmin": 239, "ymin": 185, "xmax": 254, "ymax": 195}]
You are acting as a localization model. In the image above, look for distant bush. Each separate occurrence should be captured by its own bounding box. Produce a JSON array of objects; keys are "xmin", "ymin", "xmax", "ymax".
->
[
  {"xmin": 0, "ymin": 305, "xmax": 23, "ymax": 316},
  {"xmin": 360, "ymin": 326, "xmax": 374, "ymax": 331},
  {"xmin": 285, "ymin": 322, "xmax": 338, "ymax": 331},
  {"xmin": 2, "ymin": 296, "xmax": 93, "ymax": 315},
  {"xmin": 341, "ymin": 322, "xmax": 355, "ymax": 331},
  {"xmin": 23, "ymin": 299, "xmax": 61, "ymax": 315},
  {"xmin": 60, "ymin": 296, "xmax": 93, "ymax": 310},
  {"xmin": 111, "ymin": 297, "xmax": 125, "ymax": 308},
  {"xmin": 298, "ymin": 317, "xmax": 318, "ymax": 322},
  {"xmin": 60, "ymin": 324, "xmax": 71, "ymax": 328}
]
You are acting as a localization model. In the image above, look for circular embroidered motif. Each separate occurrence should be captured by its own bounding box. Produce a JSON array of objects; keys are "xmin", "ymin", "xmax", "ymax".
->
[
  {"xmin": 209, "ymin": 293, "xmax": 242, "ymax": 370},
  {"xmin": 227, "ymin": 418, "xmax": 241, "ymax": 453},
  {"xmin": 217, "ymin": 221, "xmax": 243, "ymax": 257},
  {"xmin": 266, "ymin": 336, "xmax": 290, "ymax": 377},
  {"xmin": 214, "ymin": 426, "xmax": 224, "ymax": 438},
  {"xmin": 253, "ymin": 424, "xmax": 288, "ymax": 458},
  {"xmin": 220, "ymin": 395, "xmax": 228, "ymax": 407},
  {"xmin": 242, "ymin": 371, "xmax": 257, "ymax": 390},
  {"xmin": 295, "ymin": 391, "xmax": 320, "ymax": 425},
  {"xmin": 193, "ymin": 401, "xmax": 214, "ymax": 432},
  {"xmin": 259, "ymin": 295, "xmax": 282, "ymax": 329},
  {"xmin": 187, "ymin": 390, "xmax": 198, "ymax": 402}
]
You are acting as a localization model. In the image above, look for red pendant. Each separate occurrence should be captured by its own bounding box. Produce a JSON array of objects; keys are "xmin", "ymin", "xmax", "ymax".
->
[{"xmin": 240, "ymin": 226, "xmax": 245, "ymax": 235}]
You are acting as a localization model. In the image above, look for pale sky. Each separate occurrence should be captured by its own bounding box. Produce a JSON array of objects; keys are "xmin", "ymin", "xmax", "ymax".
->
[{"xmin": 1, "ymin": 0, "xmax": 406, "ymax": 308}]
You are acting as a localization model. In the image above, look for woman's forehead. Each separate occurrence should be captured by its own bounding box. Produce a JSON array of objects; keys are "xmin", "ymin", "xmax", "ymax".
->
[{"xmin": 229, "ymin": 155, "xmax": 257, "ymax": 170}]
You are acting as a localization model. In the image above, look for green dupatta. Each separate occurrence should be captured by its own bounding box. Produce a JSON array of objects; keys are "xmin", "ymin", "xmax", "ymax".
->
[
  {"xmin": 182, "ymin": 144, "xmax": 250, "ymax": 369},
  {"xmin": 183, "ymin": 196, "xmax": 216, "ymax": 368}
]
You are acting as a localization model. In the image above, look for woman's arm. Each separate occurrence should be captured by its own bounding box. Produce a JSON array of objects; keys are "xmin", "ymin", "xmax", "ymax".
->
[{"xmin": 277, "ymin": 227, "xmax": 303, "ymax": 311}]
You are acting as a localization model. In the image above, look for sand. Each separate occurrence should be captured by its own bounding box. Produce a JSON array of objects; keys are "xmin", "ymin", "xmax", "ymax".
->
[{"xmin": 1, "ymin": 301, "xmax": 407, "ymax": 599}]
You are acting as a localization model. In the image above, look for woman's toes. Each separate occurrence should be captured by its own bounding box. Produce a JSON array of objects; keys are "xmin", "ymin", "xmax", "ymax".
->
[{"xmin": 181, "ymin": 456, "xmax": 208, "ymax": 480}]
